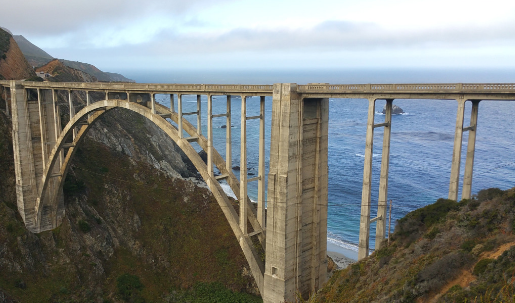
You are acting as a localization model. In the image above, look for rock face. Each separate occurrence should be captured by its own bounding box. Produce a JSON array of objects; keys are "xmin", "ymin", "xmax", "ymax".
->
[
  {"xmin": 382, "ymin": 104, "xmax": 404, "ymax": 115},
  {"xmin": 0, "ymin": 28, "xmax": 36, "ymax": 80},
  {"xmin": 36, "ymin": 59, "xmax": 96, "ymax": 82}
]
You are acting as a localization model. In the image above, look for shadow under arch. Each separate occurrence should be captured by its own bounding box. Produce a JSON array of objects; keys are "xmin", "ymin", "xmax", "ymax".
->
[{"xmin": 35, "ymin": 99, "xmax": 265, "ymax": 294}]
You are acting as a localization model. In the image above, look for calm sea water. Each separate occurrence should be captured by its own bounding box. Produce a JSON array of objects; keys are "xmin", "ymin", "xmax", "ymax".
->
[{"xmin": 118, "ymin": 68, "xmax": 515, "ymax": 256}]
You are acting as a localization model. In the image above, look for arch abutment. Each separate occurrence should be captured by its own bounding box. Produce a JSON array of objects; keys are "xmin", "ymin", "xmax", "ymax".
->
[
  {"xmin": 36, "ymin": 106, "xmax": 113, "ymax": 231},
  {"xmin": 375, "ymin": 99, "xmax": 393, "ymax": 250},
  {"xmin": 358, "ymin": 97, "xmax": 376, "ymax": 260},
  {"xmin": 240, "ymin": 95, "xmax": 248, "ymax": 234},
  {"xmin": 448, "ymin": 97, "xmax": 466, "ymax": 201},
  {"xmin": 462, "ymin": 100, "xmax": 480, "ymax": 199}
]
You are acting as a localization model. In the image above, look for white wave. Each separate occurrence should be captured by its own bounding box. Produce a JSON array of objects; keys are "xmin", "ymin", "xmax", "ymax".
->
[
  {"xmin": 219, "ymin": 182, "xmax": 237, "ymax": 199},
  {"xmin": 327, "ymin": 237, "xmax": 359, "ymax": 252},
  {"xmin": 355, "ymin": 153, "xmax": 381, "ymax": 158}
]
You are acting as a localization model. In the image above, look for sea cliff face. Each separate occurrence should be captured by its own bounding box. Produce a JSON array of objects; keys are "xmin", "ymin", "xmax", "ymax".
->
[{"xmin": 0, "ymin": 29, "xmax": 35, "ymax": 80}]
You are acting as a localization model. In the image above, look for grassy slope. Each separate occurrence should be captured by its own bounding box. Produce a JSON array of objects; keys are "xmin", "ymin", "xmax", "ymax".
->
[{"xmin": 313, "ymin": 188, "xmax": 515, "ymax": 303}]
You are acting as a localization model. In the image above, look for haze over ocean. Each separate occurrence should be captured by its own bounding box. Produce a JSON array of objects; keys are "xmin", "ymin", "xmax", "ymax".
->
[{"xmin": 123, "ymin": 68, "xmax": 515, "ymax": 259}]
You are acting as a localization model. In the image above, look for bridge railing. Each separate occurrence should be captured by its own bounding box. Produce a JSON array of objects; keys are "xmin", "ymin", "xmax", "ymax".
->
[
  {"xmin": 297, "ymin": 83, "xmax": 515, "ymax": 93},
  {"xmin": 0, "ymin": 81, "xmax": 274, "ymax": 94}
]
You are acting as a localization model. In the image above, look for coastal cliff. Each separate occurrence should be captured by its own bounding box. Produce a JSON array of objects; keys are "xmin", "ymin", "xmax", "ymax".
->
[
  {"xmin": 312, "ymin": 188, "xmax": 515, "ymax": 302},
  {"xmin": 0, "ymin": 29, "xmax": 35, "ymax": 80}
]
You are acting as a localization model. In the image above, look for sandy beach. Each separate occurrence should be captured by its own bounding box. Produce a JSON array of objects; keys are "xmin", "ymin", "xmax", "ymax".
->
[{"xmin": 327, "ymin": 242, "xmax": 357, "ymax": 269}]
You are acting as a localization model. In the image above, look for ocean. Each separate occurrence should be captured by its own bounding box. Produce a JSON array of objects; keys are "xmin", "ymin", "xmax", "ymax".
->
[{"xmin": 116, "ymin": 68, "xmax": 515, "ymax": 258}]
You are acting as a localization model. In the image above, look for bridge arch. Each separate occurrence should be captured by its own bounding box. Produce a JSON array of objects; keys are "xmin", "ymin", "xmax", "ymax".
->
[{"xmin": 36, "ymin": 99, "xmax": 265, "ymax": 294}]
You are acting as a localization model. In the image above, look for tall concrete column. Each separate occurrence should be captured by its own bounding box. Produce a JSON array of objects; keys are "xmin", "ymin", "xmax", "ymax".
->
[
  {"xmin": 449, "ymin": 97, "xmax": 466, "ymax": 201},
  {"xmin": 207, "ymin": 95, "xmax": 213, "ymax": 179},
  {"xmin": 197, "ymin": 94, "xmax": 202, "ymax": 136},
  {"xmin": 226, "ymin": 96, "xmax": 232, "ymax": 172},
  {"xmin": 240, "ymin": 95, "xmax": 248, "ymax": 234},
  {"xmin": 10, "ymin": 81, "xmax": 38, "ymax": 231},
  {"xmin": 68, "ymin": 90, "xmax": 77, "ymax": 139},
  {"xmin": 150, "ymin": 93, "xmax": 156, "ymax": 114},
  {"xmin": 375, "ymin": 99, "xmax": 393, "ymax": 250},
  {"xmin": 170, "ymin": 94, "xmax": 175, "ymax": 112},
  {"xmin": 258, "ymin": 96, "xmax": 266, "ymax": 228},
  {"xmin": 358, "ymin": 98, "xmax": 376, "ymax": 260},
  {"xmin": 264, "ymin": 84, "xmax": 328, "ymax": 303},
  {"xmin": 178, "ymin": 94, "xmax": 183, "ymax": 138},
  {"xmin": 462, "ymin": 100, "xmax": 480, "ymax": 199}
]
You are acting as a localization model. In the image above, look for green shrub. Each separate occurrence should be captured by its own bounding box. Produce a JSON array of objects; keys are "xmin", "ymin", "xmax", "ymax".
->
[
  {"xmin": 398, "ymin": 198, "xmax": 458, "ymax": 229},
  {"xmin": 473, "ymin": 258, "xmax": 495, "ymax": 276},
  {"xmin": 26, "ymin": 76, "xmax": 44, "ymax": 82},
  {"xmin": 461, "ymin": 239, "xmax": 476, "ymax": 252},
  {"xmin": 425, "ymin": 227, "xmax": 440, "ymax": 240},
  {"xmin": 477, "ymin": 188, "xmax": 504, "ymax": 202},
  {"xmin": 78, "ymin": 220, "xmax": 91, "ymax": 233},
  {"xmin": 116, "ymin": 274, "xmax": 144, "ymax": 302},
  {"xmin": 182, "ymin": 282, "xmax": 262, "ymax": 303}
]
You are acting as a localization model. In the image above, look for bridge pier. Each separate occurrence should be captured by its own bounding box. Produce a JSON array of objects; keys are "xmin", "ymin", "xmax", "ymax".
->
[
  {"xmin": 264, "ymin": 83, "xmax": 328, "ymax": 302},
  {"xmin": 358, "ymin": 98, "xmax": 394, "ymax": 259},
  {"xmin": 449, "ymin": 98, "xmax": 480, "ymax": 201},
  {"xmin": 462, "ymin": 100, "xmax": 480, "ymax": 199}
]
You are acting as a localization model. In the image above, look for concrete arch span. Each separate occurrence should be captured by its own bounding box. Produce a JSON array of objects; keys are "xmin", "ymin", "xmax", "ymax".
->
[{"xmin": 35, "ymin": 99, "xmax": 265, "ymax": 294}]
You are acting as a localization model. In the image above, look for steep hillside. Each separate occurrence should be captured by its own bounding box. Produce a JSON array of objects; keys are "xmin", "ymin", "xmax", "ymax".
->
[
  {"xmin": 0, "ymin": 111, "xmax": 260, "ymax": 302},
  {"xmin": 12, "ymin": 35, "xmax": 53, "ymax": 67},
  {"xmin": 0, "ymin": 28, "xmax": 36, "ymax": 80},
  {"xmin": 313, "ymin": 188, "xmax": 515, "ymax": 303},
  {"xmin": 36, "ymin": 59, "xmax": 97, "ymax": 82},
  {"xmin": 60, "ymin": 59, "xmax": 134, "ymax": 82}
]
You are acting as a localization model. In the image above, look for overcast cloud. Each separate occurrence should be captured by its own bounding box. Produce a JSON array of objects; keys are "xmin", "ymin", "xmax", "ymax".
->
[{"xmin": 2, "ymin": 0, "xmax": 515, "ymax": 71}]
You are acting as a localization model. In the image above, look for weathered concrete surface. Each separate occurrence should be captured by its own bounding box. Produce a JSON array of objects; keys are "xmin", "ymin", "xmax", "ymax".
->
[{"xmin": 263, "ymin": 83, "xmax": 329, "ymax": 303}]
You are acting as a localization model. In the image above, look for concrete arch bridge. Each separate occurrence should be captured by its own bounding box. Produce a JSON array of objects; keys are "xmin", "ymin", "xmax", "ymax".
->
[{"xmin": 1, "ymin": 80, "xmax": 515, "ymax": 303}]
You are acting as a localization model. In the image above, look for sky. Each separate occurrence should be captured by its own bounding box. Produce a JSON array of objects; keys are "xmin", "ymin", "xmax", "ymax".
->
[{"xmin": 2, "ymin": 0, "xmax": 515, "ymax": 73}]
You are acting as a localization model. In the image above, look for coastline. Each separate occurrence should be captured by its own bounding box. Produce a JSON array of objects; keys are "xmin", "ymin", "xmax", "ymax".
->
[{"xmin": 327, "ymin": 241, "xmax": 357, "ymax": 269}]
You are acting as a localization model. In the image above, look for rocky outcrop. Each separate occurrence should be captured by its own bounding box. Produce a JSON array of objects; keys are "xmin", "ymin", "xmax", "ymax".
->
[
  {"xmin": 0, "ymin": 28, "xmax": 36, "ymax": 80},
  {"xmin": 60, "ymin": 59, "xmax": 134, "ymax": 83},
  {"xmin": 382, "ymin": 104, "xmax": 404, "ymax": 115},
  {"xmin": 36, "ymin": 59, "xmax": 96, "ymax": 82}
]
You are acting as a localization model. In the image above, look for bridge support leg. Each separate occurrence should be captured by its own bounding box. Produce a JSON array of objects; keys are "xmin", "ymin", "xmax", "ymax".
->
[
  {"xmin": 375, "ymin": 99, "xmax": 393, "ymax": 250},
  {"xmin": 11, "ymin": 81, "xmax": 38, "ymax": 231},
  {"xmin": 358, "ymin": 98, "xmax": 376, "ymax": 260},
  {"xmin": 449, "ymin": 97, "xmax": 466, "ymax": 201},
  {"xmin": 462, "ymin": 100, "xmax": 480, "ymax": 200},
  {"xmin": 264, "ymin": 84, "xmax": 328, "ymax": 303}
]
